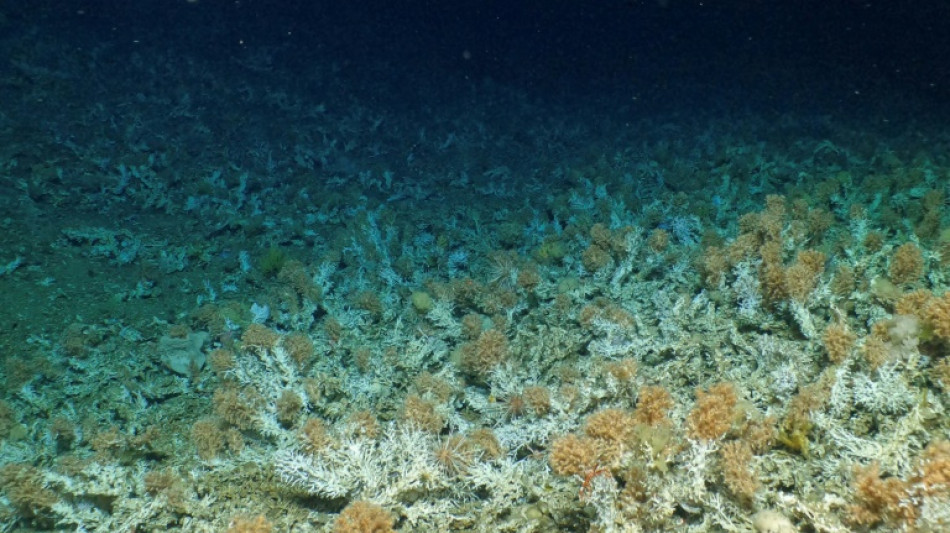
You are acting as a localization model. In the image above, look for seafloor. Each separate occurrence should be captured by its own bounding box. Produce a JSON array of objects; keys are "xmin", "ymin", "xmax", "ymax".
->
[{"xmin": 1, "ymin": 10, "xmax": 949, "ymax": 533}]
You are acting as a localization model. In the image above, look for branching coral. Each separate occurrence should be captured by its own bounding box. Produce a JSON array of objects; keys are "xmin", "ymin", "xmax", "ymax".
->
[{"xmin": 687, "ymin": 382, "xmax": 737, "ymax": 441}]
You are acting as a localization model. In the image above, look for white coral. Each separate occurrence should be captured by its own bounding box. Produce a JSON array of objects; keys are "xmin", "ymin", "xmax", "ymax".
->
[{"xmin": 274, "ymin": 425, "xmax": 448, "ymax": 506}]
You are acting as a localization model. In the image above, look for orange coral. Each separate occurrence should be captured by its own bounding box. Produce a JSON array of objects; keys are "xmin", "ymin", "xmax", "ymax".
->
[
  {"xmin": 208, "ymin": 348, "xmax": 235, "ymax": 376},
  {"xmin": 413, "ymin": 372, "xmax": 455, "ymax": 403},
  {"xmin": 861, "ymin": 335, "xmax": 893, "ymax": 369},
  {"xmin": 912, "ymin": 440, "xmax": 950, "ymax": 497},
  {"xmin": 925, "ymin": 291, "xmax": 950, "ymax": 340},
  {"xmin": 352, "ymin": 290, "xmax": 384, "ymax": 319},
  {"xmin": 720, "ymin": 440, "xmax": 758, "ymax": 505},
  {"xmin": 889, "ymin": 242, "xmax": 925, "ymax": 285},
  {"xmin": 739, "ymin": 415, "xmax": 777, "ymax": 454},
  {"xmin": 191, "ymin": 419, "xmax": 226, "ymax": 460},
  {"xmin": 932, "ymin": 358, "xmax": 950, "ymax": 393},
  {"xmin": 226, "ymin": 515, "xmax": 273, "ymax": 533},
  {"xmin": 784, "ymin": 249, "xmax": 826, "ymax": 303},
  {"xmin": 298, "ymin": 417, "xmax": 328, "ymax": 454},
  {"xmin": 333, "ymin": 501, "xmax": 395, "ymax": 533},
  {"xmin": 323, "ymin": 316, "xmax": 344, "ymax": 344},
  {"xmin": 468, "ymin": 428, "xmax": 504, "ymax": 460},
  {"xmin": 549, "ymin": 434, "xmax": 598, "ymax": 476},
  {"xmin": 345, "ymin": 410, "xmax": 380, "ymax": 439},
  {"xmin": 864, "ymin": 231, "xmax": 885, "ymax": 252},
  {"xmin": 806, "ymin": 207, "xmax": 834, "ymax": 238},
  {"xmin": 584, "ymin": 408, "xmax": 633, "ymax": 442},
  {"xmin": 143, "ymin": 469, "xmax": 187, "ymax": 511},
  {"xmin": 847, "ymin": 441, "xmax": 950, "ymax": 528},
  {"xmin": 758, "ymin": 242, "xmax": 788, "ymax": 305},
  {"xmin": 517, "ymin": 266, "xmax": 541, "ymax": 290},
  {"xmin": 168, "ymin": 323, "xmax": 191, "ymax": 339},
  {"xmin": 400, "ymin": 394, "xmax": 444, "ymax": 433},
  {"xmin": 584, "ymin": 408, "xmax": 635, "ymax": 467},
  {"xmin": 633, "ymin": 385, "xmax": 673, "ymax": 427},
  {"xmin": 460, "ymin": 313, "xmax": 483, "ymax": 339},
  {"xmin": 241, "ymin": 323, "xmax": 281, "ymax": 351},
  {"xmin": 522, "ymin": 386, "xmax": 552, "ymax": 416},
  {"xmin": 581, "ymin": 244, "xmax": 611, "ymax": 272},
  {"xmin": 830, "ymin": 264, "xmax": 855, "ymax": 297},
  {"xmin": 275, "ymin": 390, "xmax": 303, "ymax": 427},
  {"xmin": 701, "ymin": 246, "xmax": 729, "ymax": 287},
  {"xmin": 758, "ymin": 195, "xmax": 787, "ymax": 242},
  {"xmin": 604, "ymin": 358, "xmax": 638, "ymax": 383},
  {"xmin": 0, "ymin": 463, "xmax": 58, "ymax": 520},
  {"xmin": 894, "ymin": 289, "xmax": 934, "ymax": 318},
  {"xmin": 687, "ymin": 382, "xmax": 737, "ymax": 441},
  {"xmin": 848, "ymin": 462, "xmax": 915, "ymax": 527},
  {"xmin": 284, "ymin": 332, "xmax": 315, "ymax": 365},
  {"xmin": 589, "ymin": 223, "xmax": 612, "ymax": 249},
  {"xmin": 459, "ymin": 329, "xmax": 508, "ymax": 375},
  {"xmin": 213, "ymin": 385, "xmax": 262, "ymax": 430},
  {"xmin": 277, "ymin": 260, "xmax": 321, "ymax": 300},
  {"xmin": 728, "ymin": 232, "xmax": 760, "ymax": 263},
  {"xmin": 823, "ymin": 321, "xmax": 856, "ymax": 364}
]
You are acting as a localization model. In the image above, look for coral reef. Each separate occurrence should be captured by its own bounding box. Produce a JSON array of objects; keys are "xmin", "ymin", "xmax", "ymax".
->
[{"xmin": 0, "ymin": 8, "xmax": 948, "ymax": 532}]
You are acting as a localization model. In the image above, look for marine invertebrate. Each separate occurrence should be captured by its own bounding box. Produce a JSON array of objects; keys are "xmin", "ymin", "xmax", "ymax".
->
[
  {"xmin": 648, "ymin": 228, "xmax": 669, "ymax": 252},
  {"xmin": 521, "ymin": 385, "xmax": 552, "ymax": 416},
  {"xmin": 283, "ymin": 332, "xmax": 315, "ymax": 365},
  {"xmin": 889, "ymin": 241, "xmax": 924, "ymax": 285},
  {"xmin": 578, "ymin": 464, "xmax": 613, "ymax": 502},
  {"xmin": 432, "ymin": 434, "xmax": 476, "ymax": 476},
  {"xmin": 213, "ymin": 385, "xmax": 262, "ymax": 430},
  {"xmin": 259, "ymin": 246, "xmax": 287, "ymax": 278},
  {"xmin": 549, "ymin": 434, "xmax": 598, "ymax": 476},
  {"xmin": 227, "ymin": 515, "xmax": 273, "ymax": 533},
  {"xmin": 458, "ymin": 328, "xmax": 508, "ymax": 376},
  {"xmin": 848, "ymin": 440, "xmax": 950, "ymax": 528},
  {"xmin": 784, "ymin": 249, "xmax": 826, "ymax": 303},
  {"xmin": 719, "ymin": 440, "xmax": 758, "ymax": 505},
  {"xmin": 333, "ymin": 501, "xmax": 395, "ymax": 533},
  {"xmin": 276, "ymin": 389, "xmax": 304, "ymax": 427},
  {"xmin": 686, "ymin": 382, "xmax": 737, "ymax": 441},
  {"xmin": 191, "ymin": 418, "xmax": 229, "ymax": 459},
  {"xmin": 822, "ymin": 321, "xmax": 856, "ymax": 364},
  {"xmin": 581, "ymin": 243, "xmax": 611, "ymax": 272},
  {"xmin": 157, "ymin": 330, "xmax": 209, "ymax": 376},
  {"xmin": 400, "ymin": 394, "xmax": 444, "ymax": 433},
  {"xmin": 584, "ymin": 408, "xmax": 633, "ymax": 442},
  {"xmin": 633, "ymin": 385, "xmax": 673, "ymax": 426},
  {"xmin": 750, "ymin": 510, "xmax": 797, "ymax": 533},
  {"xmin": 299, "ymin": 417, "xmax": 329, "ymax": 454},
  {"xmin": 241, "ymin": 323, "xmax": 281, "ymax": 352},
  {"xmin": 0, "ymin": 463, "xmax": 58, "ymax": 522},
  {"xmin": 848, "ymin": 462, "xmax": 915, "ymax": 527},
  {"xmin": 925, "ymin": 291, "xmax": 950, "ymax": 340},
  {"xmin": 701, "ymin": 245, "xmax": 729, "ymax": 286}
]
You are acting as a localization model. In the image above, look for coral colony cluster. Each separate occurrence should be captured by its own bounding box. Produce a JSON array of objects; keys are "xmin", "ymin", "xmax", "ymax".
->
[{"xmin": 1, "ymin": 4, "xmax": 949, "ymax": 533}]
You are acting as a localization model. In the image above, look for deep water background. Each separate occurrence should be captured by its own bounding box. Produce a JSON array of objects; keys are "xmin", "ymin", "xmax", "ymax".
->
[{"xmin": 5, "ymin": 1, "xmax": 949, "ymax": 116}]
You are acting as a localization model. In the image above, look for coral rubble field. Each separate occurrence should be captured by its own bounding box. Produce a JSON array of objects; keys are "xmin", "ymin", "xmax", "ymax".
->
[{"xmin": 0, "ymin": 4, "xmax": 949, "ymax": 533}]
